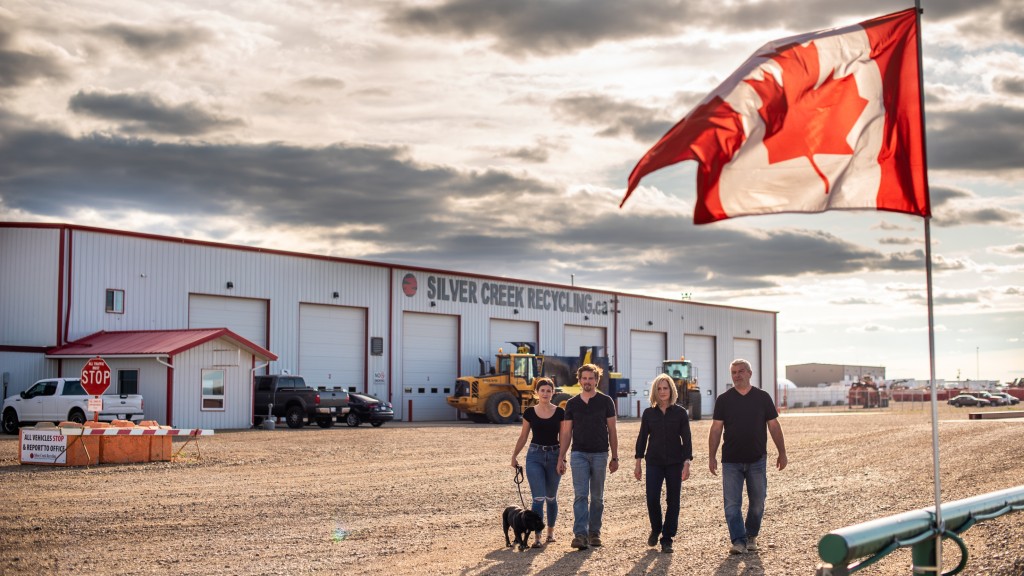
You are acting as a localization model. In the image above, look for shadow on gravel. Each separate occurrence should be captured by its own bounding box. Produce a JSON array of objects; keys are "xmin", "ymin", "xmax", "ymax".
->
[
  {"xmin": 714, "ymin": 553, "xmax": 765, "ymax": 575},
  {"xmin": 530, "ymin": 547, "xmax": 589, "ymax": 576},
  {"xmin": 626, "ymin": 549, "xmax": 672, "ymax": 575},
  {"xmin": 463, "ymin": 546, "xmax": 544, "ymax": 575}
]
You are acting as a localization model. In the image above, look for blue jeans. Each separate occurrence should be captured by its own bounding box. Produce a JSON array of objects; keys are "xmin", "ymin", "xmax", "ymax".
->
[
  {"xmin": 721, "ymin": 456, "xmax": 767, "ymax": 545},
  {"xmin": 525, "ymin": 445, "xmax": 561, "ymax": 533},
  {"xmin": 570, "ymin": 451, "xmax": 608, "ymax": 536},
  {"xmin": 646, "ymin": 461, "xmax": 683, "ymax": 544}
]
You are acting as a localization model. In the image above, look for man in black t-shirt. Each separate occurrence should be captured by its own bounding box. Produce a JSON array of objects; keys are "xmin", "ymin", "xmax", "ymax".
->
[
  {"xmin": 556, "ymin": 363, "xmax": 619, "ymax": 550},
  {"xmin": 709, "ymin": 359, "xmax": 787, "ymax": 556}
]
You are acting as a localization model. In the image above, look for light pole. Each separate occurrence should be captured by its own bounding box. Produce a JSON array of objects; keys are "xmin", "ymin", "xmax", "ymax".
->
[{"xmin": 976, "ymin": 347, "xmax": 979, "ymax": 381}]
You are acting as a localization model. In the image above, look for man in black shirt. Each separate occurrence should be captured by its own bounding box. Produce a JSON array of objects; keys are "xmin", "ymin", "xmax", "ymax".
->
[
  {"xmin": 557, "ymin": 363, "xmax": 619, "ymax": 550},
  {"xmin": 709, "ymin": 359, "xmax": 787, "ymax": 555}
]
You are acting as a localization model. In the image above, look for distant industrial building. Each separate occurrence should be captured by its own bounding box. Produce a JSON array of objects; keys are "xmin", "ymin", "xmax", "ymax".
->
[{"xmin": 786, "ymin": 363, "xmax": 885, "ymax": 387}]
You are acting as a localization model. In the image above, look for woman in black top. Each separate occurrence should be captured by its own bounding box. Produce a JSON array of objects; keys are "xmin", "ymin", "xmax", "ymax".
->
[
  {"xmin": 512, "ymin": 377, "xmax": 565, "ymax": 547},
  {"xmin": 634, "ymin": 373, "xmax": 693, "ymax": 553}
]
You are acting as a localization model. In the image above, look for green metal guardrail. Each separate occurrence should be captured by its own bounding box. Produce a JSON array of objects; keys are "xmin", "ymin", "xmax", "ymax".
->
[{"xmin": 816, "ymin": 485, "xmax": 1024, "ymax": 576}]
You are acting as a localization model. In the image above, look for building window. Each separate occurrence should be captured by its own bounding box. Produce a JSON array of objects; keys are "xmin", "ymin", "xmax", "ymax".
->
[
  {"xmin": 202, "ymin": 369, "xmax": 225, "ymax": 410},
  {"xmin": 105, "ymin": 289, "xmax": 125, "ymax": 313},
  {"xmin": 118, "ymin": 370, "xmax": 138, "ymax": 395}
]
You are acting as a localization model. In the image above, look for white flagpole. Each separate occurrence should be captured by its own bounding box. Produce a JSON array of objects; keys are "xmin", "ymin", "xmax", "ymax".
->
[{"xmin": 916, "ymin": 0, "xmax": 944, "ymax": 572}]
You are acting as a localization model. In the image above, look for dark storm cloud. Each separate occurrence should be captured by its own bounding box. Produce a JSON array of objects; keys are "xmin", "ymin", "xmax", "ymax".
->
[
  {"xmin": 879, "ymin": 237, "xmax": 918, "ymax": 245},
  {"xmin": 879, "ymin": 251, "xmax": 967, "ymax": 272},
  {"xmin": 553, "ymin": 95, "xmax": 675, "ymax": 143},
  {"xmin": 993, "ymin": 76, "xmax": 1024, "ymax": 96},
  {"xmin": 928, "ymin": 185, "xmax": 1023, "ymax": 228},
  {"xmin": 295, "ymin": 76, "xmax": 346, "ymax": 90},
  {"xmin": 504, "ymin": 146, "xmax": 549, "ymax": 163},
  {"xmin": 0, "ymin": 24, "xmax": 67, "ymax": 88},
  {"xmin": 1004, "ymin": 6, "xmax": 1024, "ymax": 39},
  {"xmin": 387, "ymin": 0, "xmax": 1000, "ymax": 57},
  {"xmin": 927, "ymin": 104, "xmax": 1024, "ymax": 172},
  {"xmin": 93, "ymin": 22, "xmax": 214, "ymax": 57},
  {"xmin": 0, "ymin": 115, "xmax": 554, "ymax": 236},
  {"xmin": 386, "ymin": 0, "xmax": 695, "ymax": 56},
  {"xmin": 68, "ymin": 90, "xmax": 245, "ymax": 136}
]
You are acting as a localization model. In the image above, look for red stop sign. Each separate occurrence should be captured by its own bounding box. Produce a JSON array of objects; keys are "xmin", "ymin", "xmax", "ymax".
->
[{"xmin": 81, "ymin": 356, "xmax": 112, "ymax": 396}]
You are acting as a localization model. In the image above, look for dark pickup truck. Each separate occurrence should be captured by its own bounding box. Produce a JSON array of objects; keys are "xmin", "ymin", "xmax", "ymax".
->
[{"xmin": 253, "ymin": 375, "xmax": 349, "ymax": 428}]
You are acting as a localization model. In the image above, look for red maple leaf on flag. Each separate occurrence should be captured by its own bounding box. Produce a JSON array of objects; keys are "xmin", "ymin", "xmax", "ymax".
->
[{"xmin": 745, "ymin": 41, "xmax": 869, "ymax": 195}]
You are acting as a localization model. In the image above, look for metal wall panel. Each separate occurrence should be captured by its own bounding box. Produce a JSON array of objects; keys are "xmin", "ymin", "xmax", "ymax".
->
[
  {"xmin": 393, "ymin": 269, "xmax": 617, "ymax": 412},
  {"xmin": 401, "ymin": 312, "xmax": 458, "ymax": 421},
  {"xmin": 172, "ymin": 339, "xmax": 254, "ymax": 429},
  {"xmin": 189, "ymin": 294, "xmax": 268, "ymax": 347},
  {"xmin": 489, "ymin": 319, "xmax": 538, "ymax": 357},
  {"xmin": 299, "ymin": 304, "xmax": 365, "ymax": 391},
  {"xmin": 629, "ymin": 331, "xmax": 666, "ymax": 418},
  {"xmin": 563, "ymin": 325, "xmax": 607, "ymax": 357},
  {"xmin": 684, "ymin": 334, "xmax": 717, "ymax": 415},
  {"xmin": 0, "ymin": 228, "xmax": 59, "ymax": 346},
  {"xmin": 0, "ymin": 352, "xmax": 54, "ymax": 397},
  {"xmin": 64, "ymin": 230, "xmax": 391, "ymax": 381}
]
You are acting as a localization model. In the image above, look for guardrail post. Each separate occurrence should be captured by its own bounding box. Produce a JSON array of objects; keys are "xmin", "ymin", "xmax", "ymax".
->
[{"xmin": 911, "ymin": 537, "xmax": 938, "ymax": 575}]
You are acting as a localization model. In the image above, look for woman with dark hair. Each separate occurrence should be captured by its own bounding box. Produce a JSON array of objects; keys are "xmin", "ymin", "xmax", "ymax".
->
[{"xmin": 511, "ymin": 377, "xmax": 565, "ymax": 547}]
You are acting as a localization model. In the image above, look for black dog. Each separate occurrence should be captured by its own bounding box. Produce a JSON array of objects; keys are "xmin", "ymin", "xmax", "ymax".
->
[{"xmin": 502, "ymin": 506, "xmax": 545, "ymax": 551}]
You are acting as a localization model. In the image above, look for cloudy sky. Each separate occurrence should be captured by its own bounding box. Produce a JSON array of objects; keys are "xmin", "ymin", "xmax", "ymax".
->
[{"xmin": 1, "ymin": 0, "xmax": 1022, "ymax": 383}]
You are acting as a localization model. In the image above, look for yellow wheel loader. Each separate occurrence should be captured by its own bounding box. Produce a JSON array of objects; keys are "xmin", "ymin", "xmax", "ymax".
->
[
  {"xmin": 663, "ymin": 358, "xmax": 703, "ymax": 421},
  {"xmin": 447, "ymin": 343, "xmax": 543, "ymax": 424}
]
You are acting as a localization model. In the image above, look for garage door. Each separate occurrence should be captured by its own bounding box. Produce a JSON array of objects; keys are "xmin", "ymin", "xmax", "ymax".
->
[
  {"xmin": 299, "ymin": 304, "xmax": 365, "ymax": 392},
  {"xmin": 489, "ymin": 319, "xmax": 538, "ymax": 356},
  {"xmin": 733, "ymin": 338, "xmax": 764, "ymax": 395},
  {"xmin": 563, "ymin": 326, "xmax": 607, "ymax": 358},
  {"xmin": 685, "ymin": 334, "xmax": 716, "ymax": 415},
  {"xmin": 189, "ymin": 295, "xmax": 267, "ymax": 348},
  {"xmin": 403, "ymin": 312, "xmax": 459, "ymax": 421},
  {"xmin": 629, "ymin": 331, "xmax": 666, "ymax": 418}
]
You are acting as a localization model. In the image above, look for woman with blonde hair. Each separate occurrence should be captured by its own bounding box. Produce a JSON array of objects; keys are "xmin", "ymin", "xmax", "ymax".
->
[
  {"xmin": 634, "ymin": 373, "xmax": 693, "ymax": 553},
  {"xmin": 511, "ymin": 377, "xmax": 564, "ymax": 547}
]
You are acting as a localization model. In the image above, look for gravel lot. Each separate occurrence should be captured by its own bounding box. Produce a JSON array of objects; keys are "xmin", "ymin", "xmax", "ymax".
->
[{"xmin": 1, "ymin": 404, "xmax": 1022, "ymax": 576}]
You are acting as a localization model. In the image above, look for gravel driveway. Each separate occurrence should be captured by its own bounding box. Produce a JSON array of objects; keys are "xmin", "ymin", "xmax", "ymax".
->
[{"xmin": 1, "ymin": 404, "xmax": 1022, "ymax": 575}]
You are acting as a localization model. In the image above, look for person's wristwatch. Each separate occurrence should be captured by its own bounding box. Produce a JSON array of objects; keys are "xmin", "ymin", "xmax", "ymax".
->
[{"xmin": 611, "ymin": 457, "xmax": 619, "ymax": 462}]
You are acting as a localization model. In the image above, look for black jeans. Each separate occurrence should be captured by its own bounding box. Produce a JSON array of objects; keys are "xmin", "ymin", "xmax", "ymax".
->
[{"xmin": 645, "ymin": 461, "xmax": 683, "ymax": 544}]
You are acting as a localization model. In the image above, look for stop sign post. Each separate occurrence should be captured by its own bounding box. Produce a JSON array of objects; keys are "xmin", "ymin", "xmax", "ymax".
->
[{"xmin": 81, "ymin": 356, "xmax": 111, "ymax": 421}]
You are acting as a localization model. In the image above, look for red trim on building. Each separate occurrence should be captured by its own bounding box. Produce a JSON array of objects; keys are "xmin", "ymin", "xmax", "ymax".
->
[
  {"xmin": 57, "ymin": 226, "xmax": 65, "ymax": 345},
  {"xmin": 166, "ymin": 355, "xmax": 174, "ymax": 427}
]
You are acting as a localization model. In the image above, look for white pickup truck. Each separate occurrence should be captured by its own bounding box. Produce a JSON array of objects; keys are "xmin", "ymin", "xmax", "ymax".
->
[{"xmin": 1, "ymin": 378, "xmax": 145, "ymax": 434}]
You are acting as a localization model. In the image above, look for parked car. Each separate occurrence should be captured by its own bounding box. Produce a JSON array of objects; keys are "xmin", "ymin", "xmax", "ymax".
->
[
  {"xmin": 989, "ymin": 392, "xmax": 1020, "ymax": 406},
  {"xmin": 948, "ymin": 394, "xmax": 982, "ymax": 407},
  {"xmin": 968, "ymin": 391, "xmax": 1005, "ymax": 406},
  {"xmin": 344, "ymin": 393, "xmax": 394, "ymax": 427}
]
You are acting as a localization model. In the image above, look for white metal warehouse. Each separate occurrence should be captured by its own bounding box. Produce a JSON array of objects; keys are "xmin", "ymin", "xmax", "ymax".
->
[{"xmin": 0, "ymin": 222, "xmax": 778, "ymax": 428}]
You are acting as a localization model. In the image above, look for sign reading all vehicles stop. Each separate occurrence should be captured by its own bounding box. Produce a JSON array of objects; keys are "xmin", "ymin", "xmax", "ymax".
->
[{"xmin": 81, "ymin": 356, "xmax": 112, "ymax": 396}]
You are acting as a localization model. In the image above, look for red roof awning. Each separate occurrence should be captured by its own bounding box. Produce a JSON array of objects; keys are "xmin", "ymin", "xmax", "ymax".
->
[{"xmin": 46, "ymin": 328, "xmax": 277, "ymax": 361}]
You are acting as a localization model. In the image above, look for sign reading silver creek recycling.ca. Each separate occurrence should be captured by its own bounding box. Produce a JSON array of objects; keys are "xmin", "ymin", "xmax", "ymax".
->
[{"xmin": 405, "ymin": 273, "xmax": 610, "ymax": 315}]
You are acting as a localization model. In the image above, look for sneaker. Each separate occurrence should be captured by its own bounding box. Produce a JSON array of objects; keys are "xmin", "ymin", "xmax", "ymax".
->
[
  {"xmin": 588, "ymin": 533, "xmax": 602, "ymax": 547},
  {"xmin": 661, "ymin": 541, "xmax": 673, "ymax": 554},
  {"xmin": 746, "ymin": 536, "xmax": 758, "ymax": 552},
  {"xmin": 571, "ymin": 535, "xmax": 589, "ymax": 550},
  {"xmin": 647, "ymin": 530, "xmax": 659, "ymax": 547},
  {"xmin": 729, "ymin": 541, "xmax": 746, "ymax": 555}
]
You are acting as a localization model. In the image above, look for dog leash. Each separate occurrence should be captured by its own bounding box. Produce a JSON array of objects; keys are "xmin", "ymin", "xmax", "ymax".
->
[{"xmin": 513, "ymin": 465, "xmax": 527, "ymax": 508}]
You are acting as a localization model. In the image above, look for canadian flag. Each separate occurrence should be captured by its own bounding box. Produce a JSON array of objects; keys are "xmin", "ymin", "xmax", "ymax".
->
[{"xmin": 622, "ymin": 8, "xmax": 929, "ymax": 224}]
